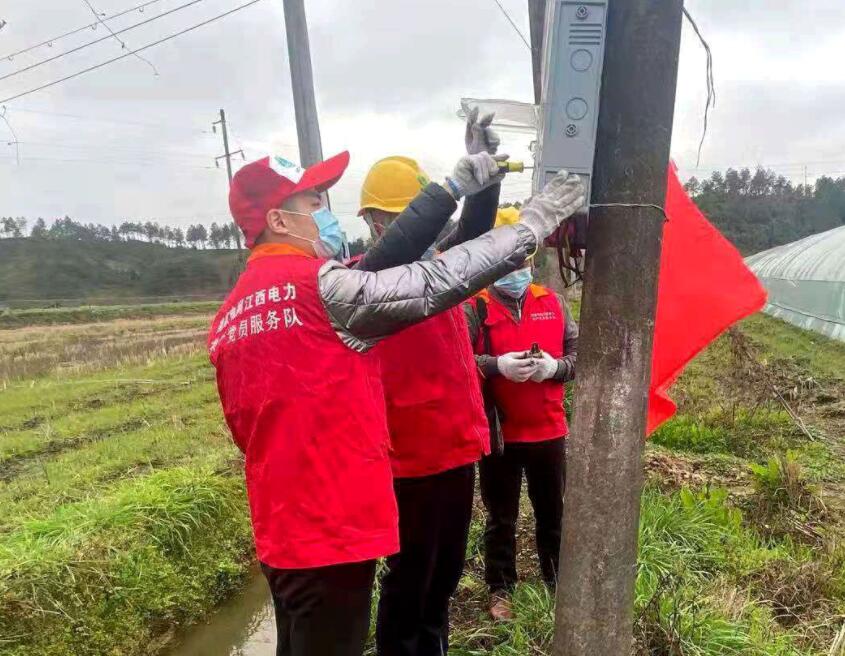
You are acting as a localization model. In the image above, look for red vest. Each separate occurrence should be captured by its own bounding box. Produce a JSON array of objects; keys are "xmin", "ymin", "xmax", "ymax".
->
[
  {"xmin": 209, "ymin": 246, "xmax": 398, "ymax": 569},
  {"xmin": 473, "ymin": 284, "xmax": 568, "ymax": 443},
  {"xmin": 376, "ymin": 307, "xmax": 490, "ymax": 478}
]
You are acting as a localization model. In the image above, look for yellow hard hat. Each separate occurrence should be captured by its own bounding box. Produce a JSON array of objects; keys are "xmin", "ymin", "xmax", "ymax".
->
[
  {"xmin": 359, "ymin": 156, "xmax": 430, "ymax": 215},
  {"xmin": 494, "ymin": 206, "xmax": 521, "ymax": 228},
  {"xmin": 495, "ymin": 206, "xmax": 534, "ymax": 260}
]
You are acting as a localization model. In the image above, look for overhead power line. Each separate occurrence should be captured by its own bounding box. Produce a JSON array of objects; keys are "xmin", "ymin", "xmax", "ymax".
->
[
  {"xmin": 81, "ymin": 0, "xmax": 160, "ymax": 76},
  {"xmin": 0, "ymin": 107, "xmax": 20, "ymax": 164},
  {"xmin": 0, "ymin": 0, "xmax": 166, "ymax": 61},
  {"xmin": 490, "ymin": 0, "xmax": 531, "ymax": 51},
  {"xmin": 0, "ymin": 0, "xmax": 208, "ymax": 83},
  {"xmin": 0, "ymin": 0, "xmax": 267, "ymax": 105}
]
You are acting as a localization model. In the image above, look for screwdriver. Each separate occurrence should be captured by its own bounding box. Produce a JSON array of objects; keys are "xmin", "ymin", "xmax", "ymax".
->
[{"xmin": 497, "ymin": 160, "xmax": 533, "ymax": 174}]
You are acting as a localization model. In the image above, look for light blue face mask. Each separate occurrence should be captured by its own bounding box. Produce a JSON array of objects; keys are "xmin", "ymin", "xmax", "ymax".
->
[
  {"xmin": 494, "ymin": 267, "xmax": 533, "ymax": 298},
  {"xmin": 287, "ymin": 207, "xmax": 347, "ymax": 259}
]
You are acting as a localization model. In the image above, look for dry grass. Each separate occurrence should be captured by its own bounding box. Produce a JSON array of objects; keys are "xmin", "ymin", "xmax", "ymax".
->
[{"xmin": 0, "ymin": 314, "xmax": 211, "ymax": 382}]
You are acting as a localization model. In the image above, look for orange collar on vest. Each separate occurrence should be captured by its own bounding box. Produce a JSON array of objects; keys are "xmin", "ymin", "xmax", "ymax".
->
[
  {"xmin": 248, "ymin": 243, "xmax": 313, "ymax": 263},
  {"xmin": 477, "ymin": 283, "xmax": 551, "ymax": 302},
  {"xmin": 528, "ymin": 283, "xmax": 550, "ymax": 298}
]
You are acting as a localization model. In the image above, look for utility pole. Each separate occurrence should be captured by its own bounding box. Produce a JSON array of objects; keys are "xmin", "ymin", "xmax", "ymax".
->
[
  {"xmin": 282, "ymin": 0, "xmax": 324, "ymax": 168},
  {"xmin": 553, "ymin": 1, "xmax": 684, "ymax": 654},
  {"xmin": 527, "ymin": 0, "xmax": 545, "ymax": 104},
  {"xmin": 213, "ymin": 108, "xmax": 244, "ymax": 250}
]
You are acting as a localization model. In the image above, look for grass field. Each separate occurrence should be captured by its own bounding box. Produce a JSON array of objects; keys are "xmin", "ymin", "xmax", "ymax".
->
[
  {"xmin": 0, "ymin": 309, "xmax": 254, "ymax": 656},
  {"xmin": 1, "ymin": 305, "xmax": 844, "ymax": 655},
  {"xmin": 0, "ymin": 301, "xmax": 219, "ymax": 329}
]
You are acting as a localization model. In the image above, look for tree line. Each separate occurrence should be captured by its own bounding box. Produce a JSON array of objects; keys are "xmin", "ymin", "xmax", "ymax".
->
[
  {"xmin": 0, "ymin": 216, "xmax": 242, "ymax": 249},
  {"xmin": 4, "ymin": 168, "xmax": 844, "ymax": 256},
  {"xmin": 684, "ymin": 168, "xmax": 845, "ymax": 254}
]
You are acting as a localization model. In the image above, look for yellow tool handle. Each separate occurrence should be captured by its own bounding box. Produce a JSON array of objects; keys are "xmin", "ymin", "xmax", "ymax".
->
[{"xmin": 497, "ymin": 160, "xmax": 525, "ymax": 174}]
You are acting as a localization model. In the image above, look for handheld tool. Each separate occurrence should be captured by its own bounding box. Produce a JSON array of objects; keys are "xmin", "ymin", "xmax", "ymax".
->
[{"xmin": 497, "ymin": 160, "xmax": 533, "ymax": 174}]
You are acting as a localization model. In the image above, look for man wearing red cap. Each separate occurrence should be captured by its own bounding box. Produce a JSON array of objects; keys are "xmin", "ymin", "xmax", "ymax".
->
[{"xmin": 209, "ymin": 148, "xmax": 585, "ymax": 656}]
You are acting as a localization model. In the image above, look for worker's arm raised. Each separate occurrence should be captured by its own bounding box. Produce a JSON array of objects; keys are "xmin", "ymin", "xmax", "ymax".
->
[
  {"xmin": 438, "ymin": 109, "xmax": 503, "ymax": 250},
  {"xmin": 354, "ymin": 152, "xmax": 503, "ymax": 272},
  {"xmin": 319, "ymin": 171, "xmax": 586, "ymax": 352},
  {"xmin": 354, "ymin": 182, "xmax": 456, "ymax": 272}
]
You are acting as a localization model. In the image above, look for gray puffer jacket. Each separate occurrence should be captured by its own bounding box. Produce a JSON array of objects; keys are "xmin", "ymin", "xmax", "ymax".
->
[{"xmin": 316, "ymin": 183, "xmax": 538, "ymax": 352}]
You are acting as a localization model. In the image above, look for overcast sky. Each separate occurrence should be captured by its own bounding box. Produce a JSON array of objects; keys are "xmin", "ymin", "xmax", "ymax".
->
[{"xmin": 1, "ymin": 0, "xmax": 844, "ymax": 241}]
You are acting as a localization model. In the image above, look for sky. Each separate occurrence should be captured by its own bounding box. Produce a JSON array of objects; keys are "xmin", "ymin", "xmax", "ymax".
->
[{"xmin": 1, "ymin": 0, "xmax": 844, "ymax": 242}]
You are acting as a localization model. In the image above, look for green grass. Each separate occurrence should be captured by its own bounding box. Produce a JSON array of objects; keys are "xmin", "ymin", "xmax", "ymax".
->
[
  {"xmin": 0, "ymin": 468, "xmax": 252, "ymax": 656},
  {"xmin": 447, "ymin": 312, "xmax": 845, "ymax": 656},
  {"xmin": 0, "ymin": 316, "xmax": 253, "ymax": 656},
  {"xmin": 4, "ymin": 301, "xmax": 845, "ymax": 655}
]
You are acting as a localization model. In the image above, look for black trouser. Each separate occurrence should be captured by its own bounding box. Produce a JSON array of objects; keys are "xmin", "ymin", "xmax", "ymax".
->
[
  {"xmin": 376, "ymin": 464, "xmax": 475, "ymax": 656},
  {"xmin": 479, "ymin": 437, "xmax": 566, "ymax": 593},
  {"xmin": 261, "ymin": 559, "xmax": 376, "ymax": 656}
]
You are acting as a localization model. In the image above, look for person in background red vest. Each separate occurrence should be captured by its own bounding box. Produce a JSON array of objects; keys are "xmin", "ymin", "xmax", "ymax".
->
[
  {"xmin": 210, "ymin": 147, "xmax": 586, "ymax": 656},
  {"xmin": 464, "ymin": 207, "xmax": 579, "ymax": 621},
  {"xmin": 354, "ymin": 111, "xmax": 507, "ymax": 656}
]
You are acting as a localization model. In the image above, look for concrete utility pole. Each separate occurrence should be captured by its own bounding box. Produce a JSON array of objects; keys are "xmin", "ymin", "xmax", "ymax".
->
[
  {"xmin": 282, "ymin": 0, "xmax": 324, "ymax": 168},
  {"xmin": 213, "ymin": 108, "xmax": 244, "ymax": 250},
  {"xmin": 553, "ymin": 1, "xmax": 684, "ymax": 654},
  {"xmin": 528, "ymin": 0, "xmax": 546, "ymax": 104}
]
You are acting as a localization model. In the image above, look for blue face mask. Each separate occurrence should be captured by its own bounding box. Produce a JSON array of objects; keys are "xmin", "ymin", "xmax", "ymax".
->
[
  {"xmin": 494, "ymin": 267, "xmax": 532, "ymax": 298},
  {"xmin": 311, "ymin": 207, "xmax": 347, "ymax": 259},
  {"xmin": 288, "ymin": 207, "xmax": 347, "ymax": 259}
]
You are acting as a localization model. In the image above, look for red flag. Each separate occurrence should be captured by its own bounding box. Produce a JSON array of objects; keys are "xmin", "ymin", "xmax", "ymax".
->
[{"xmin": 647, "ymin": 166, "xmax": 767, "ymax": 434}]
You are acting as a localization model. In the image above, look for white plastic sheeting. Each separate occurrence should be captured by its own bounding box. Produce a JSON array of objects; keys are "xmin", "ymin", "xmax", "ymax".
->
[{"xmin": 746, "ymin": 225, "xmax": 845, "ymax": 342}]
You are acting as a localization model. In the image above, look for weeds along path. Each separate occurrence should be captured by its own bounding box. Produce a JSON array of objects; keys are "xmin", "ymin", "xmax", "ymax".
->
[
  {"xmin": 0, "ymin": 311, "xmax": 255, "ymax": 656},
  {"xmin": 445, "ymin": 314, "xmax": 845, "ymax": 656}
]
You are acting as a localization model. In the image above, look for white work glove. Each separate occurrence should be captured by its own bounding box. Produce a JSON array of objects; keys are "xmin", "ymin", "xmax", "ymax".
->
[
  {"xmin": 497, "ymin": 351, "xmax": 540, "ymax": 383},
  {"xmin": 519, "ymin": 171, "xmax": 586, "ymax": 242},
  {"xmin": 529, "ymin": 351, "xmax": 559, "ymax": 382},
  {"xmin": 445, "ymin": 152, "xmax": 508, "ymax": 199},
  {"xmin": 465, "ymin": 107, "xmax": 501, "ymax": 155}
]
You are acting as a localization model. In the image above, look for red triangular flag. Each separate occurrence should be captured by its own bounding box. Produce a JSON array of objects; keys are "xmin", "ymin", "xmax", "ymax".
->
[{"xmin": 647, "ymin": 165, "xmax": 767, "ymax": 434}]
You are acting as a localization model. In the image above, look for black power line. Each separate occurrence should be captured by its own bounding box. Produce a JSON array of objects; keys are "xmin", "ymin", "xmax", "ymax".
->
[
  {"xmin": 80, "ymin": 0, "xmax": 160, "ymax": 75},
  {"xmin": 0, "ymin": 0, "xmax": 208, "ymax": 83},
  {"xmin": 490, "ymin": 0, "xmax": 531, "ymax": 51},
  {"xmin": 0, "ymin": 0, "xmax": 267, "ymax": 105},
  {"xmin": 1, "ymin": 0, "xmax": 167, "ymax": 61}
]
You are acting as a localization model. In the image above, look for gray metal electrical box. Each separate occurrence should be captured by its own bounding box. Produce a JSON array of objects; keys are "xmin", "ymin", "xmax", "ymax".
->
[{"xmin": 533, "ymin": 0, "xmax": 609, "ymax": 198}]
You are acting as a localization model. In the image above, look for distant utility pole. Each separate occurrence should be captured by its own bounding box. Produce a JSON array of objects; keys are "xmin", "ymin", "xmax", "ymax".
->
[
  {"xmin": 213, "ymin": 108, "xmax": 244, "ymax": 250},
  {"xmin": 553, "ymin": 1, "xmax": 684, "ymax": 655},
  {"xmin": 282, "ymin": 0, "xmax": 324, "ymax": 168}
]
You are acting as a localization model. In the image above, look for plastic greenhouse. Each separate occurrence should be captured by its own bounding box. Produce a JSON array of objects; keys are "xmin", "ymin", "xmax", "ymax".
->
[{"xmin": 745, "ymin": 225, "xmax": 845, "ymax": 342}]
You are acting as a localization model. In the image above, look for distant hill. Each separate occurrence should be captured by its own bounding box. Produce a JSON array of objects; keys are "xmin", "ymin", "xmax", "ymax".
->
[{"xmin": 0, "ymin": 238, "xmax": 242, "ymax": 307}]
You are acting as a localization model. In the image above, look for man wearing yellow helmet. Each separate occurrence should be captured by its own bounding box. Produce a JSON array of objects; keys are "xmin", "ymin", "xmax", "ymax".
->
[
  {"xmin": 355, "ymin": 110, "xmax": 507, "ymax": 655},
  {"xmin": 464, "ymin": 206, "xmax": 579, "ymax": 622}
]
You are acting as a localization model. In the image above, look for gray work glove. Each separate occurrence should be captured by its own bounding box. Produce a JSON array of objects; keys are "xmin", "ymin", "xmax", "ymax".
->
[
  {"xmin": 519, "ymin": 171, "xmax": 586, "ymax": 242},
  {"xmin": 498, "ymin": 351, "xmax": 540, "ymax": 383},
  {"xmin": 529, "ymin": 351, "xmax": 558, "ymax": 382},
  {"xmin": 465, "ymin": 107, "xmax": 501, "ymax": 155},
  {"xmin": 445, "ymin": 152, "xmax": 507, "ymax": 199}
]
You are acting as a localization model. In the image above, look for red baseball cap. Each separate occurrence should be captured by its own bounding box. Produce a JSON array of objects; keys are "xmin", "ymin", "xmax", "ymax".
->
[{"xmin": 229, "ymin": 151, "xmax": 350, "ymax": 248}]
